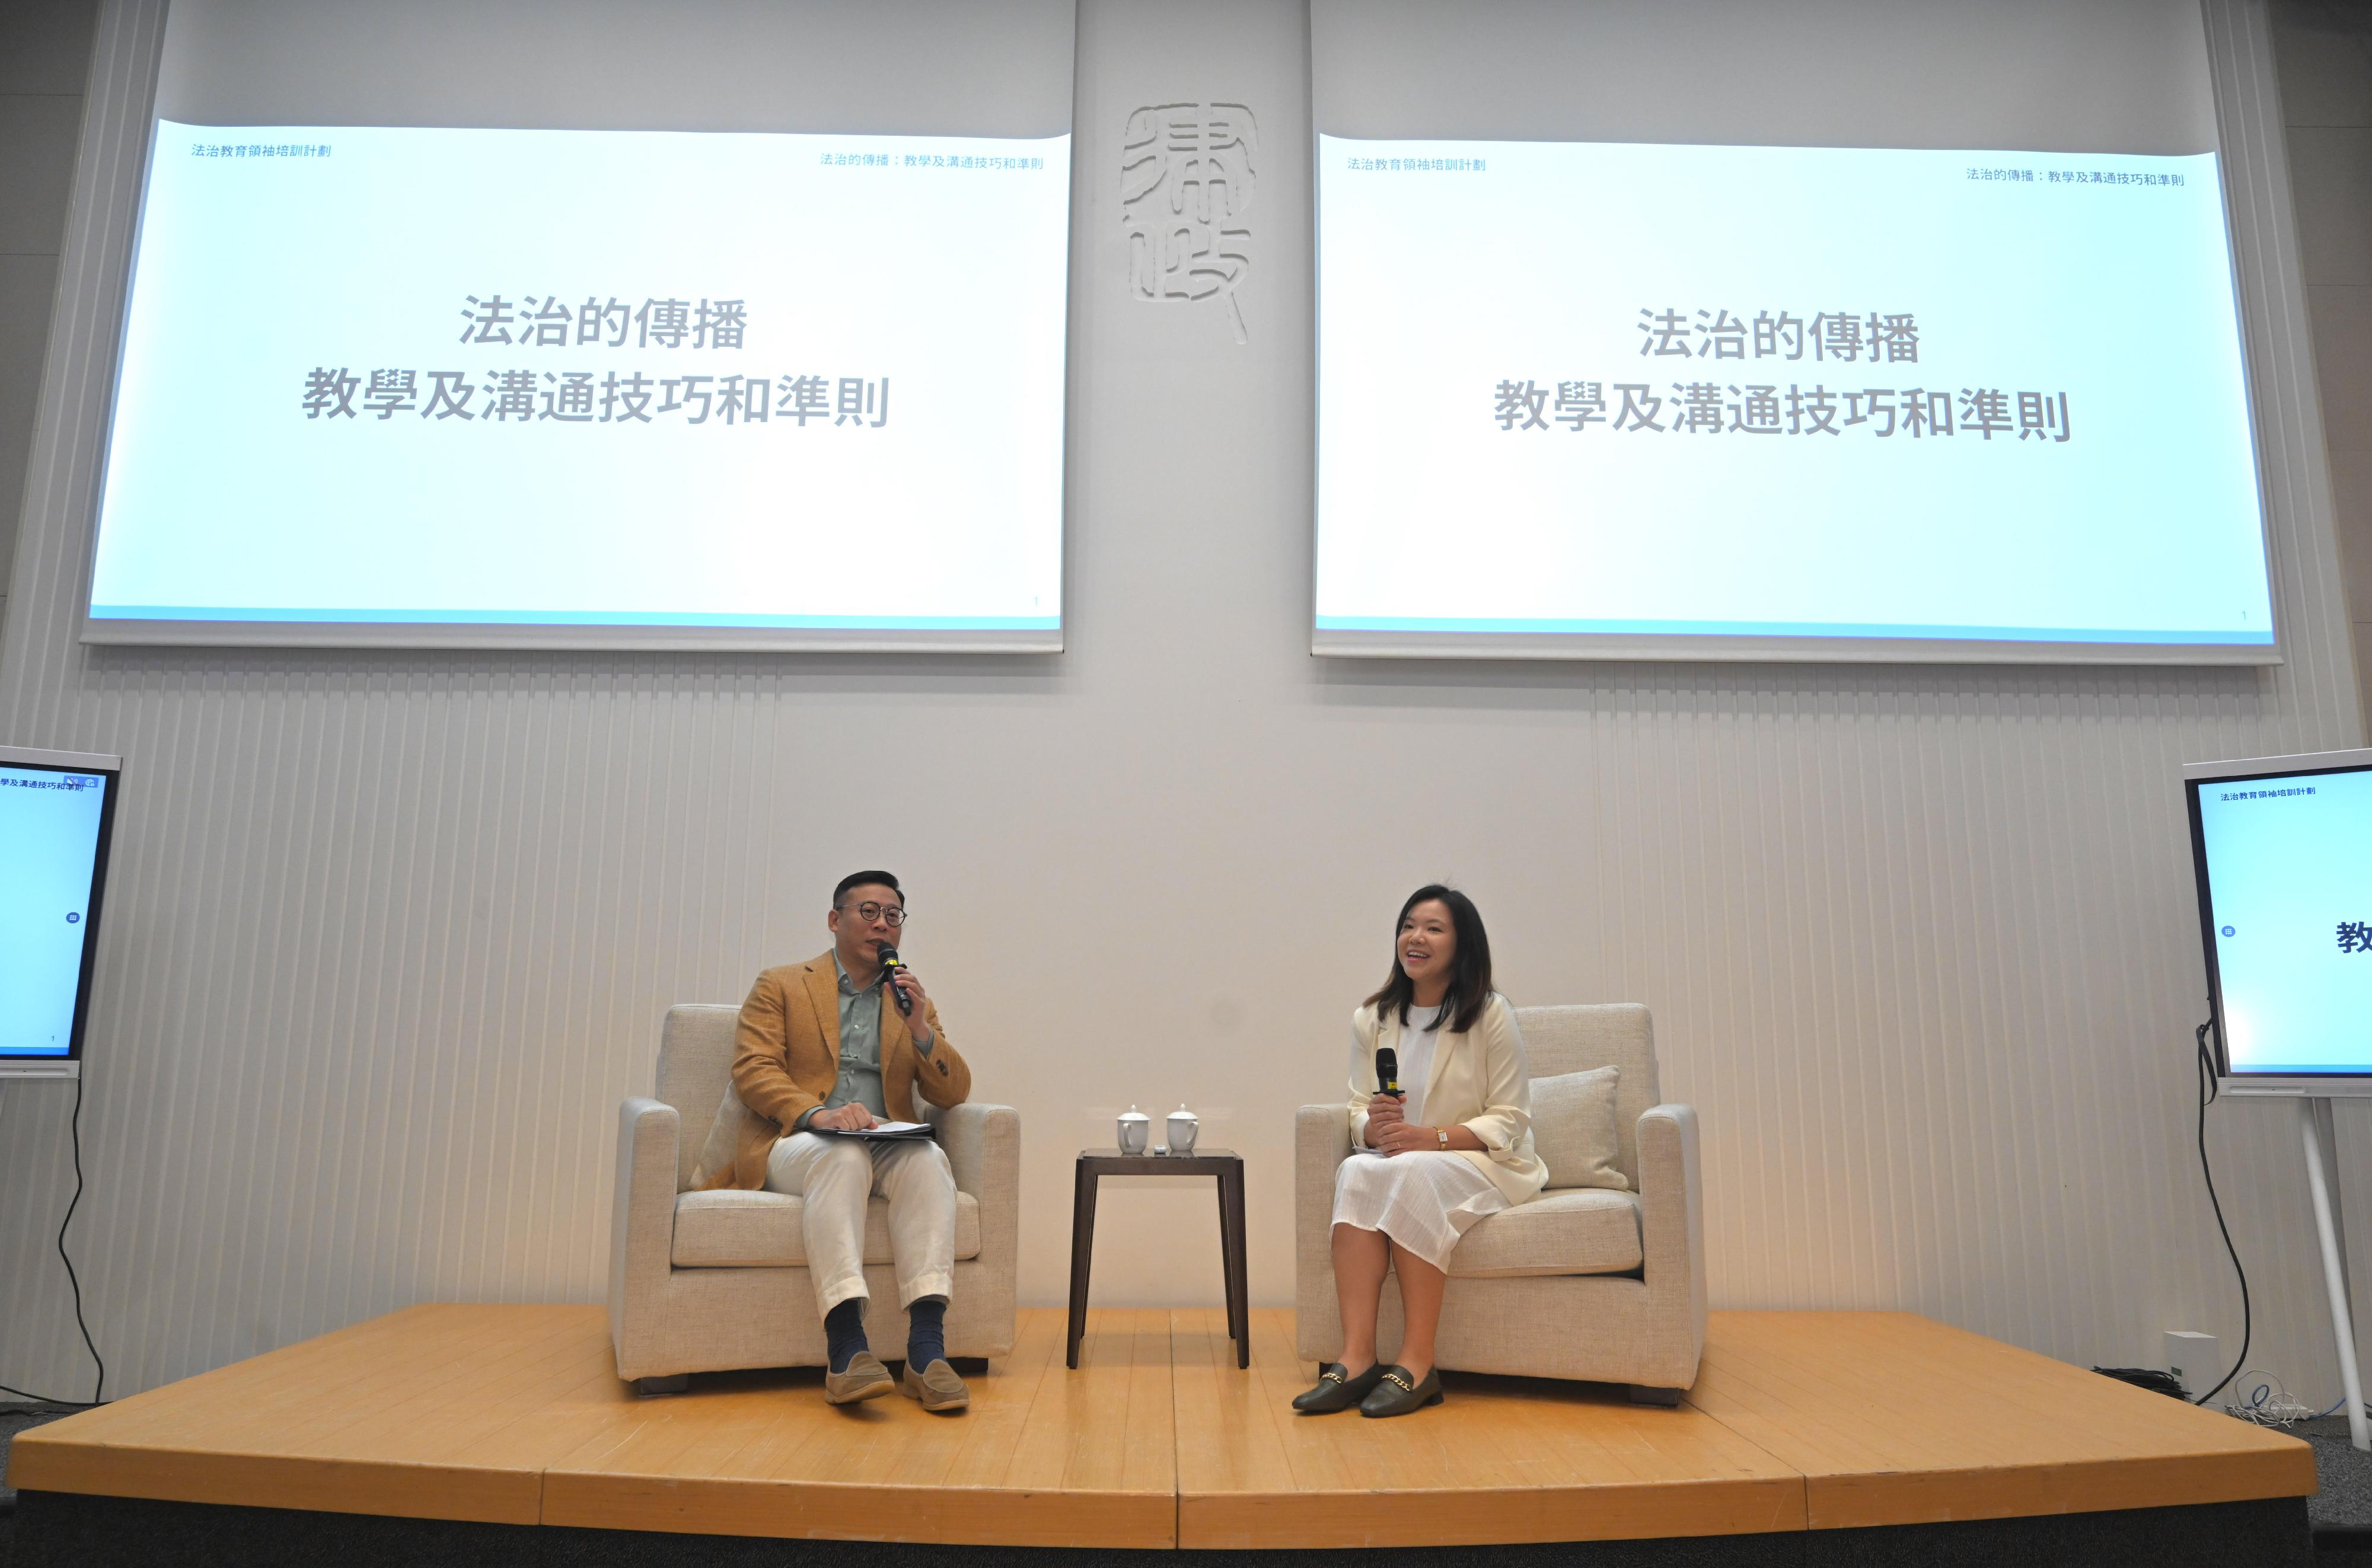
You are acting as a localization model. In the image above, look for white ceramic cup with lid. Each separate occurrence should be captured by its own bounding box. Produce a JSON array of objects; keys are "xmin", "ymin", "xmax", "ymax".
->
[{"xmin": 1117, "ymin": 1105, "xmax": 1150, "ymax": 1155}]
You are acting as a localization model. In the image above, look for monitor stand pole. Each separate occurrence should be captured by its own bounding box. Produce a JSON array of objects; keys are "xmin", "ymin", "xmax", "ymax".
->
[{"xmin": 2300, "ymin": 1096, "xmax": 2368, "ymax": 1451}]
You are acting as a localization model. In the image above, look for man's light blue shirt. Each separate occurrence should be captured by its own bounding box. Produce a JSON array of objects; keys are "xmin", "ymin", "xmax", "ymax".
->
[{"xmin": 795, "ymin": 951, "xmax": 940, "ymax": 1133}]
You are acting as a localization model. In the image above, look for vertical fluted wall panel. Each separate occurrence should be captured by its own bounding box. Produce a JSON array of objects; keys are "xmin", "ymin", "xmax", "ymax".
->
[{"xmin": 5, "ymin": 0, "xmax": 2370, "ymax": 1410}]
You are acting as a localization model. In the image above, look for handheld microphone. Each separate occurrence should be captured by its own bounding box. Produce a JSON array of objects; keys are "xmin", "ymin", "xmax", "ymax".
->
[
  {"xmin": 877, "ymin": 944, "xmax": 914, "ymax": 1016},
  {"xmin": 1376, "ymin": 1045, "xmax": 1402, "ymax": 1099}
]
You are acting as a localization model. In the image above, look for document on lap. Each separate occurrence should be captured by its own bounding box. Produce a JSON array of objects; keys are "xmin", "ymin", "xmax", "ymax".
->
[{"xmin": 815, "ymin": 1121, "xmax": 935, "ymax": 1139}]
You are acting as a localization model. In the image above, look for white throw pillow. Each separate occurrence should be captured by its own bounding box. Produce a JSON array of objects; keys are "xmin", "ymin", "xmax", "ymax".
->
[{"xmin": 1531, "ymin": 1065, "xmax": 1629, "ymax": 1191}]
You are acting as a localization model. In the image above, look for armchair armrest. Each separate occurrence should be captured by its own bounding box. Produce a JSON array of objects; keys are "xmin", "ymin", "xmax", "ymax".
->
[
  {"xmin": 926, "ymin": 1100, "xmax": 1020, "ymax": 1358},
  {"xmin": 1296, "ymin": 1103, "xmax": 1353, "ymax": 1203},
  {"xmin": 609, "ymin": 1096, "xmax": 680, "ymax": 1377},
  {"xmin": 927, "ymin": 1101, "xmax": 1018, "ymax": 1199},
  {"xmin": 1294, "ymin": 1104, "xmax": 1354, "ymax": 1361},
  {"xmin": 1636, "ymin": 1102, "xmax": 1707, "ymax": 1382}
]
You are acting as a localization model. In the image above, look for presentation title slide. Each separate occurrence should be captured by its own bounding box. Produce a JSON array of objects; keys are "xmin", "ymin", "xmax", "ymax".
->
[
  {"xmin": 1492, "ymin": 305, "xmax": 2070, "ymax": 443},
  {"xmin": 299, "ymin": 293, "xmax": 892, "ymax": 429},
  {"xmin": 89, "ymin": 123, "xmax": 1070, "ymax": 638},
  {"xmin": 1315, "ymin": 137, "xmax": 2272, "ymax": 652}
]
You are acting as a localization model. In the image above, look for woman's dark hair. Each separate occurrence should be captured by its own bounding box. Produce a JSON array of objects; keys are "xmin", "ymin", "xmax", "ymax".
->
[{"xmin": 1364, "ymin": 884, "xmax": 1493, "ymax": 1034}]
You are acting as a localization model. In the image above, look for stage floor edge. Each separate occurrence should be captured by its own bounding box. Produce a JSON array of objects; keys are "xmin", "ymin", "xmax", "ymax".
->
[{"xmin": 7, "ymin": 1304, "xmax": 2314, "ymax": 1551}]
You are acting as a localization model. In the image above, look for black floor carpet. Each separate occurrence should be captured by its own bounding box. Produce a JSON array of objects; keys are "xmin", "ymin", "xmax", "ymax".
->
[
  {"xmin": 0, "ymin": 1490, "xmax": 2319, "ymax": 1568},
  {"xmin": 2296, "ymin": 1416, "xmax": 2372, "ymax": 1537},
  {"xmin": 1, "ymin": 1404, "xmax": 77, "ymax": 1568}
]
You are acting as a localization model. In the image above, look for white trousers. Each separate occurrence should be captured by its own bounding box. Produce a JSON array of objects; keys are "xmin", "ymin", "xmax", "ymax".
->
[{"xmin": 766, "ymin": 1131, "xmax": 957, "ymax": 1318}]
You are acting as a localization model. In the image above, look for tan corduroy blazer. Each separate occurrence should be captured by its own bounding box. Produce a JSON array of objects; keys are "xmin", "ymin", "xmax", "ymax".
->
[
  {"xmin": 1346, "ymin": 991, "xmax": 1548, "ymax": 1208},
  {"xmin": 693, "ymin": 949, "xmax": 973, "ymax": 1192}
]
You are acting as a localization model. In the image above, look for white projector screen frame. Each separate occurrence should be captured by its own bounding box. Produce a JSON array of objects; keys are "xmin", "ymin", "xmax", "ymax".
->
[
  {"xmin": 76, "ymin": 0, "xmax": 1076, "ymax": 654},
  {"xmin": 1306, "ymin": 0, "xmax": 2281, "ymax": 666}
]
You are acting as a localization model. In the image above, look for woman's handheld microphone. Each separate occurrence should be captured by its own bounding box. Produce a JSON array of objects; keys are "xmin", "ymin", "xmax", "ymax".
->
[
  {"xmin": 1376, "ymin": 1045, "xmax": 1403, "ymax": 1098},
  {"xmin": 878, "ymin": 944, "xmax": 915, "ymax": 1016}
]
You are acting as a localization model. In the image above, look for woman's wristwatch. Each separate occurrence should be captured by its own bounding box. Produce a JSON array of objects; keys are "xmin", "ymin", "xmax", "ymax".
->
[{"xmin": 1436, "ymin": 1128, "xmax": 1449, "ymax": 1149}]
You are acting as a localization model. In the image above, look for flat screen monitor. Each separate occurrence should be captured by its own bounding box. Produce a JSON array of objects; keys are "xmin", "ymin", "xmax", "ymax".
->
[
  {"xmin": 2185, "ymin": 749, "xmax": 2372, "ymax": 1093},
  {"xmin": 0, "ymin": 745, "xmax": 122, "ymax": 1078}
]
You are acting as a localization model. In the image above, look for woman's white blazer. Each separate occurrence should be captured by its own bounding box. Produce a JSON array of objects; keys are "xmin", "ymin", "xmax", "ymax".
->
[{"xmin": 1346, "ymin": 991, "xmax": 1549, "ymax": 1208}]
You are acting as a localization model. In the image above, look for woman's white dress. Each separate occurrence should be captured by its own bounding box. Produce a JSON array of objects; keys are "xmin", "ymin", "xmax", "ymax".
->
[{"xmin": 1330, "ymin": 1002, "xmax": 1509, "ymax": 1272}]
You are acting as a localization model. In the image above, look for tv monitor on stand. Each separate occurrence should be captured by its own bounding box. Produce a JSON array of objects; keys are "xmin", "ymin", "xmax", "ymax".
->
[
  {"xmin": 0, "ymin": 744, "xmax": 122, "ymax": 1081},
  {"xmin": 2186, "ymin": 748, "xmax": 2372, "ymax": 1096},
  {"xmin": 2185, "ymin": 746, "xmax": 2372, "ymax": 1451}
]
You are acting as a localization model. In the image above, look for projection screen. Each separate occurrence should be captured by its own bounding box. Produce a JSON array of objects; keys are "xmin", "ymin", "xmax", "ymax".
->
[
  {"xmin": 84, "ymin": 0, "xmax": 1073, "ymax": 651},
  {"xmin": 1311, "ymin": 0, "xmax": 2278, "ymax": 663}
]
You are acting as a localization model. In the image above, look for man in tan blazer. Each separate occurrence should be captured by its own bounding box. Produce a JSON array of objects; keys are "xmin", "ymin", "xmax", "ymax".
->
[{"xmin": 696, "ymin": 870, "xmax": 974, "ymax": 1409}]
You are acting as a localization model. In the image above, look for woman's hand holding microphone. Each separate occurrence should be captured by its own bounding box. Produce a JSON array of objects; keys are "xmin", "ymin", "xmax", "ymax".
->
[
  {"xmin": 1366, "ymin": 1092, "xmax": 1444, "ymax": 1154},
  {"xmin": 1370, "ymin": 1110, "xmax": 1447, "ymax": 1154},
  {"xmin": 1364, "ymin": 1044, "xmax": 1450, "ymax": 1153}
]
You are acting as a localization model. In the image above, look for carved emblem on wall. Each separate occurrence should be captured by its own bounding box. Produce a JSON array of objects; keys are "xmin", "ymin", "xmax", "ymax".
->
[{"xmin": 1121, "ymin": 103, "xmax": 1257, "ymax": 343}]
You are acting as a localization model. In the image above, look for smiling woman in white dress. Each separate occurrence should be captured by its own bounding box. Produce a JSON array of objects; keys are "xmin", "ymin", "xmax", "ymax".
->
[{"xmin": 1293, "ymin": 884, "xmax": 1547, "ymax": 1418}]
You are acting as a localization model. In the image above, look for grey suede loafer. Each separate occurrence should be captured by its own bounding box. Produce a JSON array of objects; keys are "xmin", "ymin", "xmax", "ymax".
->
[
  {"xmin": 901, "ymin": 1358, "xmax": 970, "ymax": 1412},
  {"xmin": 824, "ymin": 1351, "xmax": 895, "ymax": 1404},
  {"xmin": 1357, "ymin": 1365, "xmax": 1443, "ymax": 1417},
  {"xmin": 1292, "ymin": 1361, "xmax": 1385, "ymax": 1414}
]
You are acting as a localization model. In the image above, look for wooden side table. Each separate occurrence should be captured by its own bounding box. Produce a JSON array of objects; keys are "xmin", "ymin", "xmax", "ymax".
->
[{"xmin": 1067, "ymin": 1148, "xmax": 1248, "ymax": 1369}]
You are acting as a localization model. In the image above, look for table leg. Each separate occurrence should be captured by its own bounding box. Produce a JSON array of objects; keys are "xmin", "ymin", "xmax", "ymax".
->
[
  {"xmin": 1067, "ymin": 1164, "xmax": 1099, "ymax": 1370},
  {"xmin": 1214, "ymin": 1176, "xmax": 1242, "ymax": 1347},
  {"xmin": 1226, "ymin": 1164, "xmax": 1250, "ymax": 1369}
]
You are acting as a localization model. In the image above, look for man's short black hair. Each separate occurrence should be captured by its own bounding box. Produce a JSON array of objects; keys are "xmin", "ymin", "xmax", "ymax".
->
[{"xmin": 833, "ymin": 870, "xmax": 904, "ymax": 908}]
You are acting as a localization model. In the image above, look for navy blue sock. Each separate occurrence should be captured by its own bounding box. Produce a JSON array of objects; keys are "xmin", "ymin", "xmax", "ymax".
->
[
  {"xmin": 905, "ymin": 1296, "xmax": 946, "ymax": 1369},
  {"xmin": 825, "ymin": 1298, "xmax": 868, "ymax": 1374}
]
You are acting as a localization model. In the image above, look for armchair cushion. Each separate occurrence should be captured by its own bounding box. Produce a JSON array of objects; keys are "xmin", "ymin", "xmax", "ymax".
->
[
  {"xmin": 1531, "ymin": 1066, "xmax": 1630, "ymax": 1191},
  {"xmin": 1446, "ymin": 1187, "xmax": 1641, "ymax": 1278},
  {"xmin": 671, "ymin": 1190, "xmax": 982, "ymax": 1269}
]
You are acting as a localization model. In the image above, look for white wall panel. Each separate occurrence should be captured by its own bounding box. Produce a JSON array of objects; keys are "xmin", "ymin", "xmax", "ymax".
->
[{"xmin": 5, "ymin": 0, "xmax": 2371, "ymax": 1409}]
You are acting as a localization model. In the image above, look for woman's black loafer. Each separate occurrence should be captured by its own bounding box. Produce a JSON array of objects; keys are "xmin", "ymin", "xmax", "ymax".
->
[
  {"xmin": 1358, "ymin": 1365, "xmax": 1443, "ymax": 1417},
  {"xmin": 1292, "ymin": 1361, "xmax": 1384, "ymax": 1413}
]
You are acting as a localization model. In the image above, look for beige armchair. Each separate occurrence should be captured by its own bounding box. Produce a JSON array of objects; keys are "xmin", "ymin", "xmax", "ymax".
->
[
  {"xmin": 609, "ymin": 1004, "xmax": 1019, "ymax": 1391},
  {"xmin": 1295, "ymin": 1004, "xmax": 1705, "ymax": 1400}
]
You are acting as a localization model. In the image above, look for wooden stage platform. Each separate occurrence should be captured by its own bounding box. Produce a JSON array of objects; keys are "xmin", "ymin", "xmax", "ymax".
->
[{"xmin": 7, "ymin": 1304, "xmax": 2316, "ymax": 1554}]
